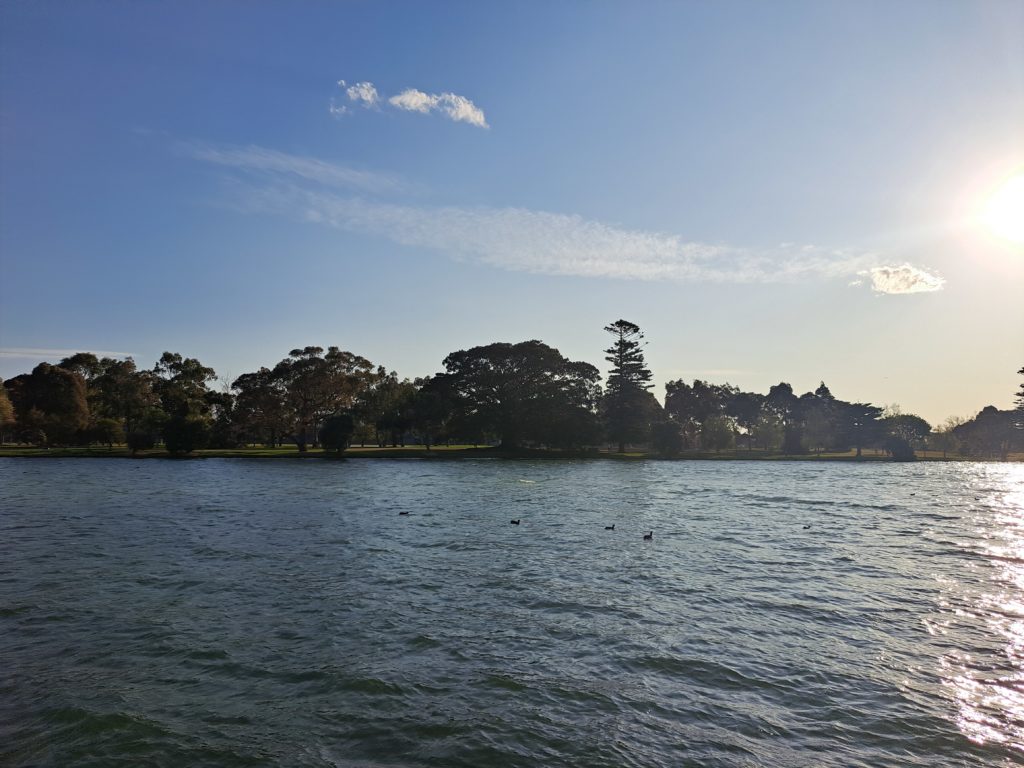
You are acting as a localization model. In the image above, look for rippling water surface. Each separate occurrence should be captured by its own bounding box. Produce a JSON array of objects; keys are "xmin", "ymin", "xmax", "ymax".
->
[{"xmin": 2, "ymin": 458, "xmax": 1023, "ymax": 767}]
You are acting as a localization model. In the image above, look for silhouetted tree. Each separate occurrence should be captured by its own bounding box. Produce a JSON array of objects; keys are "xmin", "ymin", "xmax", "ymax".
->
[
  {"xmin": 359, "ymin": 369, "xmax": 417, "ymax": 447},
  {"xmin": 702, "ymin": 415, "xmax": 736, "ymax": 452},
  {"xmin": 831, "ymin": 401, "xmax": 883, "ymax": 457},
  {"xmin": 932, "ymin": 416, "xmax": 965, "ymax": 458},
  {"xmin": 92, "ymin": 358, "xmax": 161, "ymax": 440},
  {"xmin": 664, "ymin": 379, "xmax": 732, "ymax": 447},
  {"xmin": 87, "ymin": 417, "xmax": 122, "ymax": 450},
  {"xmin": 152, "ymin": 352, "xmax": 217, "ymax": 454},
  {"xmin": 320, "ymin": 412, "xmax": 355, "ymax": 455},
  {"xmin": 883, "ymin": 413, "xmax": 931, "ymax": 450},
  {"xmin": 0, "ymin": 379, "xmax": 14, "ymax": 442},
  {"xmin": 232, "ymin": 367, "xmax": 289, "ymax": 446},
  {"xmin": 725, "ymin": 390, "xmax": 763, "ymax": 450},
  {"xmin": 954, "ymin": 406, "xmax": 1020, "ymax": 459},
  {"xmin": 409, "ymin": 375, "xmax": 454, "ymax": 450},
  {"xmin": 1016, "ymin": 366, "xmax": 1024, "ymax": 418},
  {"xmin": 751, "ymin": 411, "xmax": 784, "ymax": 451},
  {"xmin": 6, "ymin": 363, "xmax": 90, "ymax": 446},
  {"xmin": 651, "ymin": 420, "xmax": 684, "ymax": 457},
  {"xmin": 441, "ymin": 340, "xmax": 601, "ymax": 450},
  {"xmin": 271, "ymin": 347, "xmax": 375, "ymax": 452},
  {"xmin": 765, "ymin": 382, "xmax": 798, "ymax": 422},
  {"xmin": 602, "ymin": 320, "xmax": 653, "ymax": 453}
]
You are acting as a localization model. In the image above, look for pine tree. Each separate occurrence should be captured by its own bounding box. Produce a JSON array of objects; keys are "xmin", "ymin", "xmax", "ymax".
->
[
  {"xmin": 602, "ymin": 319, "xmax": 653, "ymax": 453},
  {"xmin": 1016, "ymin": 366, "xmax": 1024, "ymax": 412}
]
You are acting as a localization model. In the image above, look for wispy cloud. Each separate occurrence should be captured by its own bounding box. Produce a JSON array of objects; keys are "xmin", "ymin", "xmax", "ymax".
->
[
  {"xmin": 190, "ymin": 144, "xmax": 942, "ymax": 293},
  {"xmin": 331, "ymin": 80, "xmax": 488, "ymax": 128},
  {"xmin": 229, "ymin": 182, "xmax": 884, "ymax": 285},
  {"xmin": 0, "ymin": 347, "xmax": 134, "ymax": 360},
  {"xmin": 865, "ymin": 264, "xmax": 945, "ymax": 294},
  {"xmin": 181, "ymin": 142, "xmax": 407, "ymax": 195}
]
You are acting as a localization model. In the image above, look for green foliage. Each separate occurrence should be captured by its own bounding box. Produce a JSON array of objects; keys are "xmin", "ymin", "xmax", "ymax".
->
[
  {"xmin": 126, "ymin": 430, "xmax": 157, "ymax": 453},
  {"xmin": 931, "ymin": 417, "xmax": 964, "ymax": 458},
  {"xmin": 409, "ymin": 376, "xmax": 453, "ymax": 449},
  {"xmin": 954, "ymin": 406, "xmax": 1021, "ymax": 459},
  {"xmin": 6, "ymin": 363, "xmax": 90, "ymax": 446},
  {"xmin": 271, "ymin": 346, "xmax": 375, "ymax": 451},
  {"xmin": 88, "ymin": 417, "xmax": 123, "ymax": 448},
  {"xmin": 781, "ymin": 426, "xmax": 807, "ymax": 454},
  {"xmin": 651, "ymin": 420, "xmax": 684, "ymax": 457},
  {"xmin": 1016, "ymin": 366, "xmax": 1024, "ymax": 413},
  {"xmin": 92, "ymin": 358, "xmax": 160, "ymax": 435},
  {"xmin": 162, "ymin": 415, "xmax": 210, "ymax": 455},
  {"xmin": 701, "ymin": 415, "xmax": 736, "ymax": 452},
  {"xmin": 442, "ymin": 340, "xmax": 601, "ymax": 449},
  {"xmin": 4, "ymin": 348, "xmax": 1015, "ymax": 464},
  {"xmin": 602, "ymin": 320, "xmax": 653, "ymax": 452},
  {"xmin": 882, "ymin": 413, "xmax": 931, "ymax": 448},
  {"xmin": 232, "ymin": 367, "xmax": 289, "ymax": 446},
  {"xmin": 751, "ymin": 412, "xmax": 784, "ymax": 451},
  {"xmin": 885, "ymin": 435, "xmax": 917, "ymax": 461},
  {"xmin": 320, "ymin": 412, "xmax": 355, "ymax": 455},
  {"xmin": 57, "ymin": 353, "xmax": 103, "ymax": 381},
  {"xmin": 0, "ymin": 379, "xmax": 15, "ymax": 434},
  {"xmin": 358, "ymin": 369, "xmax": 417, "ymax": 446}
]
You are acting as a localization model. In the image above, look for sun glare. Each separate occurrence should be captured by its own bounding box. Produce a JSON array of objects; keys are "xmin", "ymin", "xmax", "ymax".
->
[{"xmin": 982, "ymin": 173, "xmax": 1024, "ymax": 245}]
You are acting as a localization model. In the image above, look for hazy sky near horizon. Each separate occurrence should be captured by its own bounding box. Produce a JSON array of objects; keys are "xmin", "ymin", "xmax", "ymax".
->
[{"xmin": 1, "ymin": 1, "xmax": 1022, "ymax": 425}]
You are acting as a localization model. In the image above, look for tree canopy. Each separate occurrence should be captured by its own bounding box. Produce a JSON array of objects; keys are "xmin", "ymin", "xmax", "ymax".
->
[
  {"xmin": 602, "ymin": 319, "xmax": 653, "ymax": 452},
  {"xmin": 441, "ymin": 340, "xmax": 601, "ymax": 449}
]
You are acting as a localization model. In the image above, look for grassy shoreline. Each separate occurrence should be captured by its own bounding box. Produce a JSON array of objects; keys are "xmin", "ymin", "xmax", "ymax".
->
[{"xmin": 1, "ymin": 445, "xmax": 1016, "ymax": 462}]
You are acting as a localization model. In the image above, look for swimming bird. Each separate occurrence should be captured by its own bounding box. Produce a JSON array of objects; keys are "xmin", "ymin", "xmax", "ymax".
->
[
  {"xmin": 605, "ymin": 524, "xmax": 615, "ymax": 530},
  {"xmin": 510, "ymin": 519, "xmax": 521, "ymax": 525},
  {"xmin": 803, "ymin": 524, "xmax": 811, "ymax": 529},
  {"xmin": 398, "ymin": 511, "xmax": 410, "ymax": 516},
  {"xmin": 643, "ymin": 531, "xmax": 653, "ymax": 540}
]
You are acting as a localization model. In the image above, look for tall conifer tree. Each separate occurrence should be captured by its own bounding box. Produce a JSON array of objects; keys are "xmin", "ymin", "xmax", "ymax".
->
[{"xmin": 602, "ymin": 319, "xmax": 653, "ymax": 453}]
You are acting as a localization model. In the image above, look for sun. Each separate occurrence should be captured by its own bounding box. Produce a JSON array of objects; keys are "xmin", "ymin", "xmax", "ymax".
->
[{"xmin": 982, "ymin": 172, "xmax": 1024, "ymax": 245}]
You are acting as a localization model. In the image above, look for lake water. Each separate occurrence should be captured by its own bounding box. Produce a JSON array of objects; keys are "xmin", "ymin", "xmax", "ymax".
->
[{"xmin": 2, "ymin": 458, "xmax": 1023, "ymax": 767}]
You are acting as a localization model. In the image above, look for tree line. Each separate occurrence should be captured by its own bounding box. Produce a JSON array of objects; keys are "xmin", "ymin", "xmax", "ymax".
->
[{"xmin": 0, "ymin": 322, "xmax": 1021, "ymax": 460}]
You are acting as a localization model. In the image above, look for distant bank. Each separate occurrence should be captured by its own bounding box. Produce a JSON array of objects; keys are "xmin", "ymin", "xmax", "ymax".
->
[{"xmin": 2, "ymin": 445, "xmax": 1018, "ymax": 462}]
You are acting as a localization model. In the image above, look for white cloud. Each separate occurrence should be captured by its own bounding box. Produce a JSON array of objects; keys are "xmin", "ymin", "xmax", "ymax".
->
[
  {"xmin": 865, "ymin": 264, "xmax": 945, "ymax": 294},
  {"xmin": 388, "ymin": 88, "xmax": 437, "ymax": 113},
  {"xmin": 182, "ymin": 142, "xmax": 406, "ymax": 195},
  {"xmin": 389, "ymin": 88, "xmax": 488, "ymax": 128},
  {"xmin": 331, "ymin": 79, "xmax": 488, "ymax": 128},
  {"xmin": 346, "ymin": 81, "xmax": 379, "ymax": 107},
  {"xmin": 191, "ymin": 144, "xmax": 939, "ymax": 293},
  {"xmin": 227, "ymin": 181, "xmax": 885, "ymax": 285},
  {"xmin": 0, "ymin": 348, "xmax": 134, "ymax": 360}
]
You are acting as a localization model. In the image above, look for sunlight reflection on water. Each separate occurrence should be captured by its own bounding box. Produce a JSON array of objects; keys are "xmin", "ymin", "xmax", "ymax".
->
[{"xmin": 947, "ymin": 468, "xmax": 1024, "ymax": 751}]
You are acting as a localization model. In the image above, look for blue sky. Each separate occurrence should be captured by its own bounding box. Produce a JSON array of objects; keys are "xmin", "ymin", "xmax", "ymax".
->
[{"xmin": 1, "ymin": 1, "xmax": 1022, "ymax": 424}]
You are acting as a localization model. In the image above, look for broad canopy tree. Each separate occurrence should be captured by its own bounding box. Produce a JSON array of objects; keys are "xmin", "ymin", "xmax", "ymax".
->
[
  {"xmin": 271, "ymin": 346, "xmax": 375, "ymax": 452},
  {"xmin": 440, "ymin": 340, "xmax": 601, "ymax": 450},
  {"xmin": 6, "ymin": 363, "xmax": 90, "ymax": 445}
]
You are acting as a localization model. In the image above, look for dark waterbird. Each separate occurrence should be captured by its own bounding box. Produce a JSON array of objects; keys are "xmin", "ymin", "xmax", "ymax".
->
[
  {"xmin": 605, "ymin": 524, "xmax": 615, "ymax": 530},
  {"xmin": 643, "ymin": 531, "xmax": 653, "ymax": 540},
  {"xmin": 399, "ymin": 511, "xmax": 410, "ymax": 516},
  {"xmin": 803, "ymin": 524, "xmax": 812, "ymax": 529},
  {"xmin": 510, "ymin": 519, "xmax": 521, "ymax": 525}
]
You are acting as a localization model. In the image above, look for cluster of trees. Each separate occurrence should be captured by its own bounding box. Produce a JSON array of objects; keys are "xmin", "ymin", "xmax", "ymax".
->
[{"xmin": 0, "ymin": 327, "xmax": 1021, "ymax": 460}]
